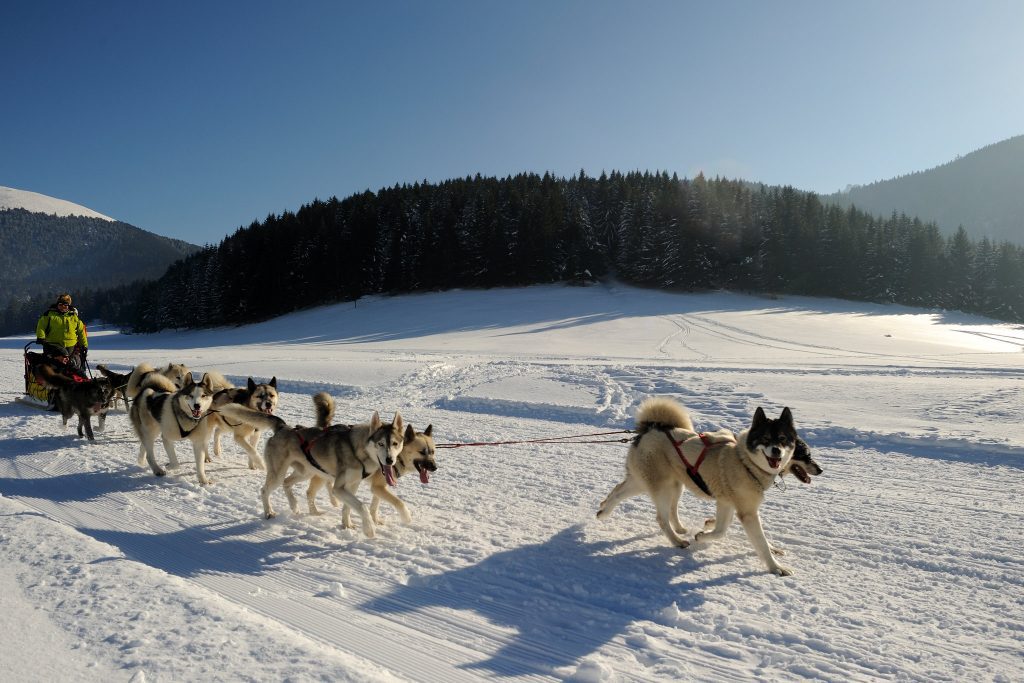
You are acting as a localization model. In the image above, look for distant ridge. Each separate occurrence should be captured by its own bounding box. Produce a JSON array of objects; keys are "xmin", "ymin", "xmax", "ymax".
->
[
  {"xmin": 824, "ymin": 135, "xmax": 1024, "ymax": 244},
  {"xmin": 0, "ymin": 185, "xmax": 115, "ymax": 222},
  {"xmin": 0, "ymin": 188, "xmax": 199, "ymax": 309}
]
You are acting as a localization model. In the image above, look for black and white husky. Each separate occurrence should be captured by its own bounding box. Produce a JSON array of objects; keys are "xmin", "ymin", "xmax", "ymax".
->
[
  {"xmin": 128, "ymin": 371, "xmax": 217, "ymax": 485},
  {"xmin": 597, "ymin": 397, "xmax": 807, "ymax": 576}
]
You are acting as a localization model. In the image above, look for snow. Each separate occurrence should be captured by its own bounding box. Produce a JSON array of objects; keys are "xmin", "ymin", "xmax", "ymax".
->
[
  {"xmin": 0, "ymin": 185, "xmax": 115, "ymax": 221},
  {"xmin": 1, "ymin": 282, "xmax": 1022, "ymax": 682}
]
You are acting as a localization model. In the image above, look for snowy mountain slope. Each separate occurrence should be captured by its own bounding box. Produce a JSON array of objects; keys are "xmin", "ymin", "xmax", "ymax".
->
[
  {"xmin": 0, "ymin": 283, "xmax": 1022, "ymax": 681},
  {"xmin": 0, "ymin": 185, "xmax": 115, "ymax": 221}
]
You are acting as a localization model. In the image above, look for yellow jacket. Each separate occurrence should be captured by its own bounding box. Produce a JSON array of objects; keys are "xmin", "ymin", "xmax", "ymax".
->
[{"xmin": 36, "ymin": 305, "xmax": 88, "ymax": 349}]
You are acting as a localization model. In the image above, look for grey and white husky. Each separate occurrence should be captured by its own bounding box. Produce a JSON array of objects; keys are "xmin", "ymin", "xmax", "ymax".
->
[
  {"xmin": 597, "ymin": 397, "xmax": 804, "ymax": 576},
  {"xmin": 304, "ymin": 423, "xmax": 437, "ymax": 528},
  {"xmin": 217, "ymin": 392, "xmax": 405, "ymax": 539},
  {"xmin": 129, "ymin": 371, "xmax": 217, "ymax": 485}
]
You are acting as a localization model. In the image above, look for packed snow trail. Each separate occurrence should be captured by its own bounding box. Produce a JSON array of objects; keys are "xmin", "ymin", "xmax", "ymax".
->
[{"xmin": 2, "ymin": 286, "xmax": 1023, "ymax": 681}]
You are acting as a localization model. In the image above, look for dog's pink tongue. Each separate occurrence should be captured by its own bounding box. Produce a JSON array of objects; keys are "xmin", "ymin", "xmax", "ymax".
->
[
  {"xmin": 384, "ymin": 465, "xmax": 396, "ymax": 487},
  {"xmin": 420, "ymin": 468, "xmax": 430, "ymax": 484}
]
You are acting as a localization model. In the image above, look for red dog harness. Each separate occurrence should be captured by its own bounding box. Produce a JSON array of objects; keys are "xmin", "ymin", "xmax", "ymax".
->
[{"xmin": 665, "ymin": 431, "xmax": 735, "ymax": 497}]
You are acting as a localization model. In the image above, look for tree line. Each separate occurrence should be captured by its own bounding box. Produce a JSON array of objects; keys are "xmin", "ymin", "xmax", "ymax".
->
[{"xmin": 3, "ymin": 171, "xmax": 1023, "ymax": 335}]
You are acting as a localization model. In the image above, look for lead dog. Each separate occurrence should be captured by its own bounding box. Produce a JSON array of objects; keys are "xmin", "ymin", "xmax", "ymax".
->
[
  {"xmin": 216, "ymin": 393, "xmax": 405, "ymax": 539},
  {"xmin": 597, "ymin": 397, "xmax": 801, "ymax": 576},
  {"xmin": 129, "ymin": 372, "xmax": 217, "ymax": 485}
]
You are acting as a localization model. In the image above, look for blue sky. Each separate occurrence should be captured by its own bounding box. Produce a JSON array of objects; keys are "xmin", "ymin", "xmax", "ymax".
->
[{"xmin": 2, "ymin": 0, "xmax": 1022, "ymax": 245}]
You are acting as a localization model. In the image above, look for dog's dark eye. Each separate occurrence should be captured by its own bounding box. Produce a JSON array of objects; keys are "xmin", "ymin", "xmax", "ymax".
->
[{"xmin": 421, "ymin": 449, "xmax": 429, "ymax": 456}]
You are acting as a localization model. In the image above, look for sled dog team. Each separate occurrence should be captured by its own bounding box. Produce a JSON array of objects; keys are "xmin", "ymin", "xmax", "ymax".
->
[{"xmin": 48, "ymin": 361, "xmax": 823, "ymax": 575}]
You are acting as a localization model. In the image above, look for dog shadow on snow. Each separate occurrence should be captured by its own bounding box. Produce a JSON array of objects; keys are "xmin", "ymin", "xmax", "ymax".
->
[
  {"xmin": 361, "ymin": 523, "xmax": 753, "ymax": 678},
  {"xmin": 83, "ymin": 519, "xmax": 334, "ymax": 578}
]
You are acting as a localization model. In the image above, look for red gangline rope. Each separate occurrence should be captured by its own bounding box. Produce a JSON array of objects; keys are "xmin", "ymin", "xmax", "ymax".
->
[{"xmin": 435, "ymin": 429, "xmax": 635, "ymax": 449}]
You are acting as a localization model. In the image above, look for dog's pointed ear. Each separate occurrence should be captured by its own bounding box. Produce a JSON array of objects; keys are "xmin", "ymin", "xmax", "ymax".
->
[
  {"xmin": 370, "ymin": 411, "xmax": 381, "ymax": 430},
  {"xmin": 404, "ymin": 424, "xmax": 416, "ymax": 442},
  {"xmin": 393, "ymin": 411, "xmax": 403, "ymax": 433},
  {"xmin": 752, "ymin": 406, "xmax": 767, "ymax": 427},
  {"xmin": 423, "ymin": 424, "xmax": 433, "ymax": 437},
  {"xmin": 269, "ymin": 377, "xmax": 277, "ymax": 388},
  {"xmin": 780, "ymin": 407, "xmax": 794, "ymax": 427},
  {"xmin": 247, "ymin": 377, "xmax": 257, "ymax": 392}
]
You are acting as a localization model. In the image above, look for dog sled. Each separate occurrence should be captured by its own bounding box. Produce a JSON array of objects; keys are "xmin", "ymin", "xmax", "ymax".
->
[{"xmin": 18, "ymin": 340, "xmax": 90, "ymax": 410}]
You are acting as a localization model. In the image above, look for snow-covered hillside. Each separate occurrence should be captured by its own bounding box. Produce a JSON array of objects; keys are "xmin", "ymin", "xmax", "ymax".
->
[
  {"xmin": 0, "ymin": 185, "xmax": 115, "ymax": 221},
  {"xmin": 1, "ymin": 283, "xmax": 1022, "ymax": 681}
]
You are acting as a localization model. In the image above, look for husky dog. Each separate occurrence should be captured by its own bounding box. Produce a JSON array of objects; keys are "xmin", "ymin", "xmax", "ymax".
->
[
  {"xmin": 217, "ymin": 392, "xmax": 405, "ymax": 538},
  {"xmin": 207, "ymin": 375, "xmax": 279, "ymax": 470},
  {"xmin": 95, "ymin": 364, "xmax": 133, "ymax": 409},
  {"xmin": 305, "ymin": 423, "xmax": 437, "ymax": 527},
  {"xmin": 597, "ymin": 397, "xmax": 801, "ymax": 576},
  {"xmin": 125, "ymin": 362, "xmax": 191, "ymax": 400},
  {"xmin": 129, "ymin": 372, "xmax": 217, "ymax": 485},
  {"xmin": 36, "ymin": 364, "xmax": 113, "ymax": 440}
]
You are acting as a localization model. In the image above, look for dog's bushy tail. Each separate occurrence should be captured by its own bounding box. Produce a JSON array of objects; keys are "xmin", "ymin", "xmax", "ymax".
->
[
  {"xmin": 313, "ymin": 392, "xmax": 334, "ymax": 429},
  {"xmin": 203, "ymin": 370, "xmax": 233, "ymax": 392},
  {"xmin": 634, "ymin": 397, "xmax": 694, "ymax": 434},
  {"xmin": 126, "ymin": 362, "xmax": 155, "ymax": 399}
]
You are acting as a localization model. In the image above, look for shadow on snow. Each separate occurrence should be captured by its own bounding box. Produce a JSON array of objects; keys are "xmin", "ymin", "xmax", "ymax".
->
[{"xmin": 362, "ymin": 523, "xmax": 752, "ymax": 677}]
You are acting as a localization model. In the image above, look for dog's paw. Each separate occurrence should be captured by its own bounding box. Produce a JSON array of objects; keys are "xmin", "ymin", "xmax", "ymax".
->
[
  {"xmin": 769, "ymin": 564, "xmax": 793, "ymax": 577},
  {"xmin": 675, "ymin": 539, "xmax": 691, "ymax": 548},
  {"xmin": 153, "ymin": 468, "xmax": 166, "ymax": 477},
  {"xmin": 703, "ymin": 517, "xmax": 715, "ymax": 529},
  {"xmin": 265, "ymin": 512, "xmax": 277, "ymax": 520}
]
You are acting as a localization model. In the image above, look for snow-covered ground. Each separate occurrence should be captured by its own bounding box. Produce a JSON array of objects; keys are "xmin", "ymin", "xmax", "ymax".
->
[{"xmin": 1, "ymin": 283, "xmax": 1022, "ymax": 682}]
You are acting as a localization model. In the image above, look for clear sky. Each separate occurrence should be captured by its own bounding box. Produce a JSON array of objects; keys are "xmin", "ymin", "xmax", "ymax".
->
[{"xmin": 2, "ymin": 0, "xmax": 1022, "ymax": 246}]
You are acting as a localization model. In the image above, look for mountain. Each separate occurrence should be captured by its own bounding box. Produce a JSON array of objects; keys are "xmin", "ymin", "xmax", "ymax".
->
[
  {"xmin": 824, "ymin": 135, "xmax": 1024, "ymax": 243},
  {"xmin": 0, "ymin": 187, "xmax": 200, "ymax": 309},
  {"xmin": 0, "ymin": 185, "xmax": 116, "ymax": 221}
]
